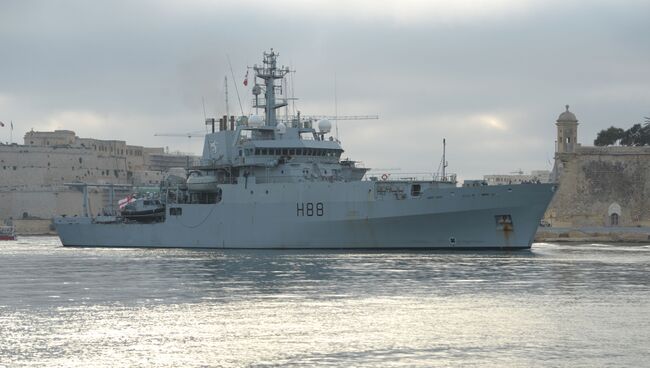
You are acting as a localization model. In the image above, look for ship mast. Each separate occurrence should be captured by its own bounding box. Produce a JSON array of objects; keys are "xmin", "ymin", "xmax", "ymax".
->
[
  {"xmin": 253, "ymin": 49, "xmax": 289, "ymax": 126},
  {"xmin": 442, "ymin": 138, "xmax": 447, "ymax": 179},
  {"xmin": 224, "ymin": 76, "xmax": 229, "ymax": 120}
]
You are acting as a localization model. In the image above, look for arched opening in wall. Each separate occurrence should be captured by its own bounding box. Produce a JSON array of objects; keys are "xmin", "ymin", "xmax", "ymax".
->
[{"xmin": 608, "ymin": 202, "xmax": 622, "ymax": 227}]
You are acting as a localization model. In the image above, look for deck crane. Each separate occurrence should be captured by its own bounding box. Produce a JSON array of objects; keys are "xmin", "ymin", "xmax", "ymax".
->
[
  {"xmin": 303, "ymin": 115, "xmax": 379, "ymax": 121},
  {"xmin": 153, "ymin": 133, "xmax": 204, "ymax": 138}
]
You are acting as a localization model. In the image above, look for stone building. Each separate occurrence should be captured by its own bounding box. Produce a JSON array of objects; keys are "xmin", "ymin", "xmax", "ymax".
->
[
  {"xmin": 1, "ymin": 130, "xmax": 199, "ymax": 233},
  {"xmin": 545, "ymin": 106, "xmax": 650, "ymax": 227},
  {"xmin": 484, "ymin": 170, "xmax": 551, "ymax": 185}
]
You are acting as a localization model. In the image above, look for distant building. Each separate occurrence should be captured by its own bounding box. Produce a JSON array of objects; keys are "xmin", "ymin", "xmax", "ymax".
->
[
  {"xmin": 1, "ymin": 130, "xmax": 199, "ymax": 233},
  {"xmin": 545, "ymin": 106, "xmax": 650, "ymax": 227},
  {"xmin": 484, "ymin": 170, "xmax": 551, "ymax": 185}
]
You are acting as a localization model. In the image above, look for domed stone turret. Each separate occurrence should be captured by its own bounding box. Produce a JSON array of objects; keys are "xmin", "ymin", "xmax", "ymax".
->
[
  {"xmin": 557, "ymin": 105, "xmax": 578, "ymax": 123},
  {"xmin": 556, "ymin": 105, "xmax": 579, "ymax": 154}
]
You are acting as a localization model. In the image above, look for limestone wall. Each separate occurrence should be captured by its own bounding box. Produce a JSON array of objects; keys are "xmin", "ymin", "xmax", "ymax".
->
[
  {"xmin": 0, "ymin": 188, "xmax": 107, "ymax": 220},
  {"xmin": 546, "ymin": 147, "xmax": 650, "ymax": 227},
  {"xmin": 0, "ymin": 130, "xmax": 199, "ymax": 230},
  {"xmin": 0, "ymin": 145, "xmax": 128, "ymax": 187},
  {"xmin": 13, "ymin": 219, "xmax": 56, "ymax": 235},
  {"xmin": 133, "ymin": 170, "xmax": 165, "ymax": 186}
]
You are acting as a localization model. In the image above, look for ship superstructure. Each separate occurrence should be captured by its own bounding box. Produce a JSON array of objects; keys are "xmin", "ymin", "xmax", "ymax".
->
[{"xmin": 54, "ymin": 50, "xmax": 556, "ymax": 249}]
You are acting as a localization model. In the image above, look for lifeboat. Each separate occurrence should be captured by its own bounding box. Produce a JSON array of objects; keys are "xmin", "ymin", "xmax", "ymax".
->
[{"xmin": 186, "ymin": 171, "xmax": 219, "ymax": 192}]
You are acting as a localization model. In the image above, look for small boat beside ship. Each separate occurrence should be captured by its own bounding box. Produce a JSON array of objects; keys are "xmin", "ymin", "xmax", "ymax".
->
[
  {"xmin": 0, "ymin": 225, "xmax": 16, "ymax": 241},
  {"xmin": 120, "ymin": 198, "xmax": 165, "ymax": 223}
]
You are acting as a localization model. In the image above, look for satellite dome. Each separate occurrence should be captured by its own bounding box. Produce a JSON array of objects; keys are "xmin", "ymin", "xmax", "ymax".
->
[
  {"xmin": 252, "ymin": 84, "xmax": 262, "ymax": 96},
  {"xmin": 276, "ymin": 122, "xmax": 287, "ymax": 135},
  {"xmin": 317, "ymin": 119, "xmax": 332, "ymax": 134},
  {"xmin": 557, "ymin": 105, "xmax": 578, "ymax": 123},
  {"xmin": 249, "ymin": 114, "xmax": 264, "ymax": 127}
]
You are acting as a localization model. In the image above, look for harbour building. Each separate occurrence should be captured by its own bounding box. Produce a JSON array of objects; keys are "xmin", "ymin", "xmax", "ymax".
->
[{"xmin": 0, "ymin": 130, "xmax": 198, "ymax": 234}]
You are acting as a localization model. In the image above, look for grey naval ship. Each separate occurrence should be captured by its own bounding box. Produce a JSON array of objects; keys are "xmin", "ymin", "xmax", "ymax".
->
[{"xmin": 54, "ymin": 50, "xmax": 556, "ymax": 249}]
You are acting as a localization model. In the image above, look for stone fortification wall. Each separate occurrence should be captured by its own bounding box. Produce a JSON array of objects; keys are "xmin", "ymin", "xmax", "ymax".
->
[
  {"xmin": 24, "ymin": 130, "xmax": 76, "ymax": 146},
  {"xmin": 133, "ymin": 170, "xmax": 165, "ymax": 186},
  {"xmin": 0, "ymin": 145, "xmax": 128, "ymax": 188},
  {"xmin": 0, "ymin": 187, "xmax": 107, "ymax": 220},
  {"xmin": 0, "ymin": 130, "xmax": 198, "ymax": 232},
  {"xmin": 13, "ymin": 219, "xmax": 57, "ymax": 235},
  {"xmin": 545, "ymin": 146, "xmax": 650, "ymax": 227}
]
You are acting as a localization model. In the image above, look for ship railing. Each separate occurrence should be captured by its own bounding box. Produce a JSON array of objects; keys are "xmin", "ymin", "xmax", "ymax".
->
[
  {"xmin": 365, "ymin": 172, "xmax": 457, "ymax": 183},
  {"xmin": 432, "ymin": 173, "xmax": 457, "ymax": 183}
]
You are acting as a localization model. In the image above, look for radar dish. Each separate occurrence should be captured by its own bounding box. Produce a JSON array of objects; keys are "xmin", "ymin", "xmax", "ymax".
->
[
  {"xmin": 317, "ymin": 119, "xmax": 332, "ymax": 134},
  {"xmin": 252, "ymin": 84, "xmax": 262, "ymax": 96}
]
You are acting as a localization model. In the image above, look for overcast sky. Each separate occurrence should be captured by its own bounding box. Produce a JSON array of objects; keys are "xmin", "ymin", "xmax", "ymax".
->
[{"xmin": 1, "ymin": 0, "xmax": 649, "ymax": 180}]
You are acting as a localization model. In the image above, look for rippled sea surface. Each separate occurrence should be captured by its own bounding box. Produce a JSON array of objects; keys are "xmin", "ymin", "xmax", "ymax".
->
[{"xmin": 1, "ymin": 237, "xmax": 649, "ymax": 367}]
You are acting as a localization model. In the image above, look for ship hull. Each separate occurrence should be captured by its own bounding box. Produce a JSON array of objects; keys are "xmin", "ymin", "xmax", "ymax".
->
[{"xmin": 54, "ymin": 183, "xmax": 555, "ymax": 249}]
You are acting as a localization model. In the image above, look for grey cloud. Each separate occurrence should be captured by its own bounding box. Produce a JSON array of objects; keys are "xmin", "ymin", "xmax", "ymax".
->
[{"xmin": 1, "ymin": 0, "xmax": 648, "ymax": 178}]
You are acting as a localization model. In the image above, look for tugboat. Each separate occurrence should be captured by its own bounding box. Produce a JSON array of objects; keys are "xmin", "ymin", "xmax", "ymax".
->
[{"xmin": 54, "ymin": 49, "xmax": 556, "ymax": 249}]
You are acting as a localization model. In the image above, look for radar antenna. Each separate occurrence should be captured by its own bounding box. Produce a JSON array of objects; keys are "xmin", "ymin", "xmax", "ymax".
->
[
  {"xmin": 226, "ymin": 54, "xmax": 245, "ymax": 116},
  {"xmin": 252, "ymin": 49, "xmax": 289, "ymax": 126}
]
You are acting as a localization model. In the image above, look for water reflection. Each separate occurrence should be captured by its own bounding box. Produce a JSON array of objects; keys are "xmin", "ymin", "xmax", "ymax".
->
[{"xmin": 0, "ymin": 238, "xmax": 648, "ymax": 367}]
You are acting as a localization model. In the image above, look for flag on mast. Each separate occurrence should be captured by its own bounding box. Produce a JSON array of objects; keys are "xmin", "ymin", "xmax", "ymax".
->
[{"xmin": 243, "ymin": 70, "xmax": 248, "ymax": 86}]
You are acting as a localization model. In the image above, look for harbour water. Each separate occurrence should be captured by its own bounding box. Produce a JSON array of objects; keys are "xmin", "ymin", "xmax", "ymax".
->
[{"xmin": 1, "ymin": 237, "xmax": 649, "ymax": 367}]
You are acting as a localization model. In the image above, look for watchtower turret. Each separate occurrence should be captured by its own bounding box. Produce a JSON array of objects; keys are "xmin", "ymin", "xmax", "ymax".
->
[{"xmin": 555, "ymin": 105, "xmax": 579, "ymax": 154}]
